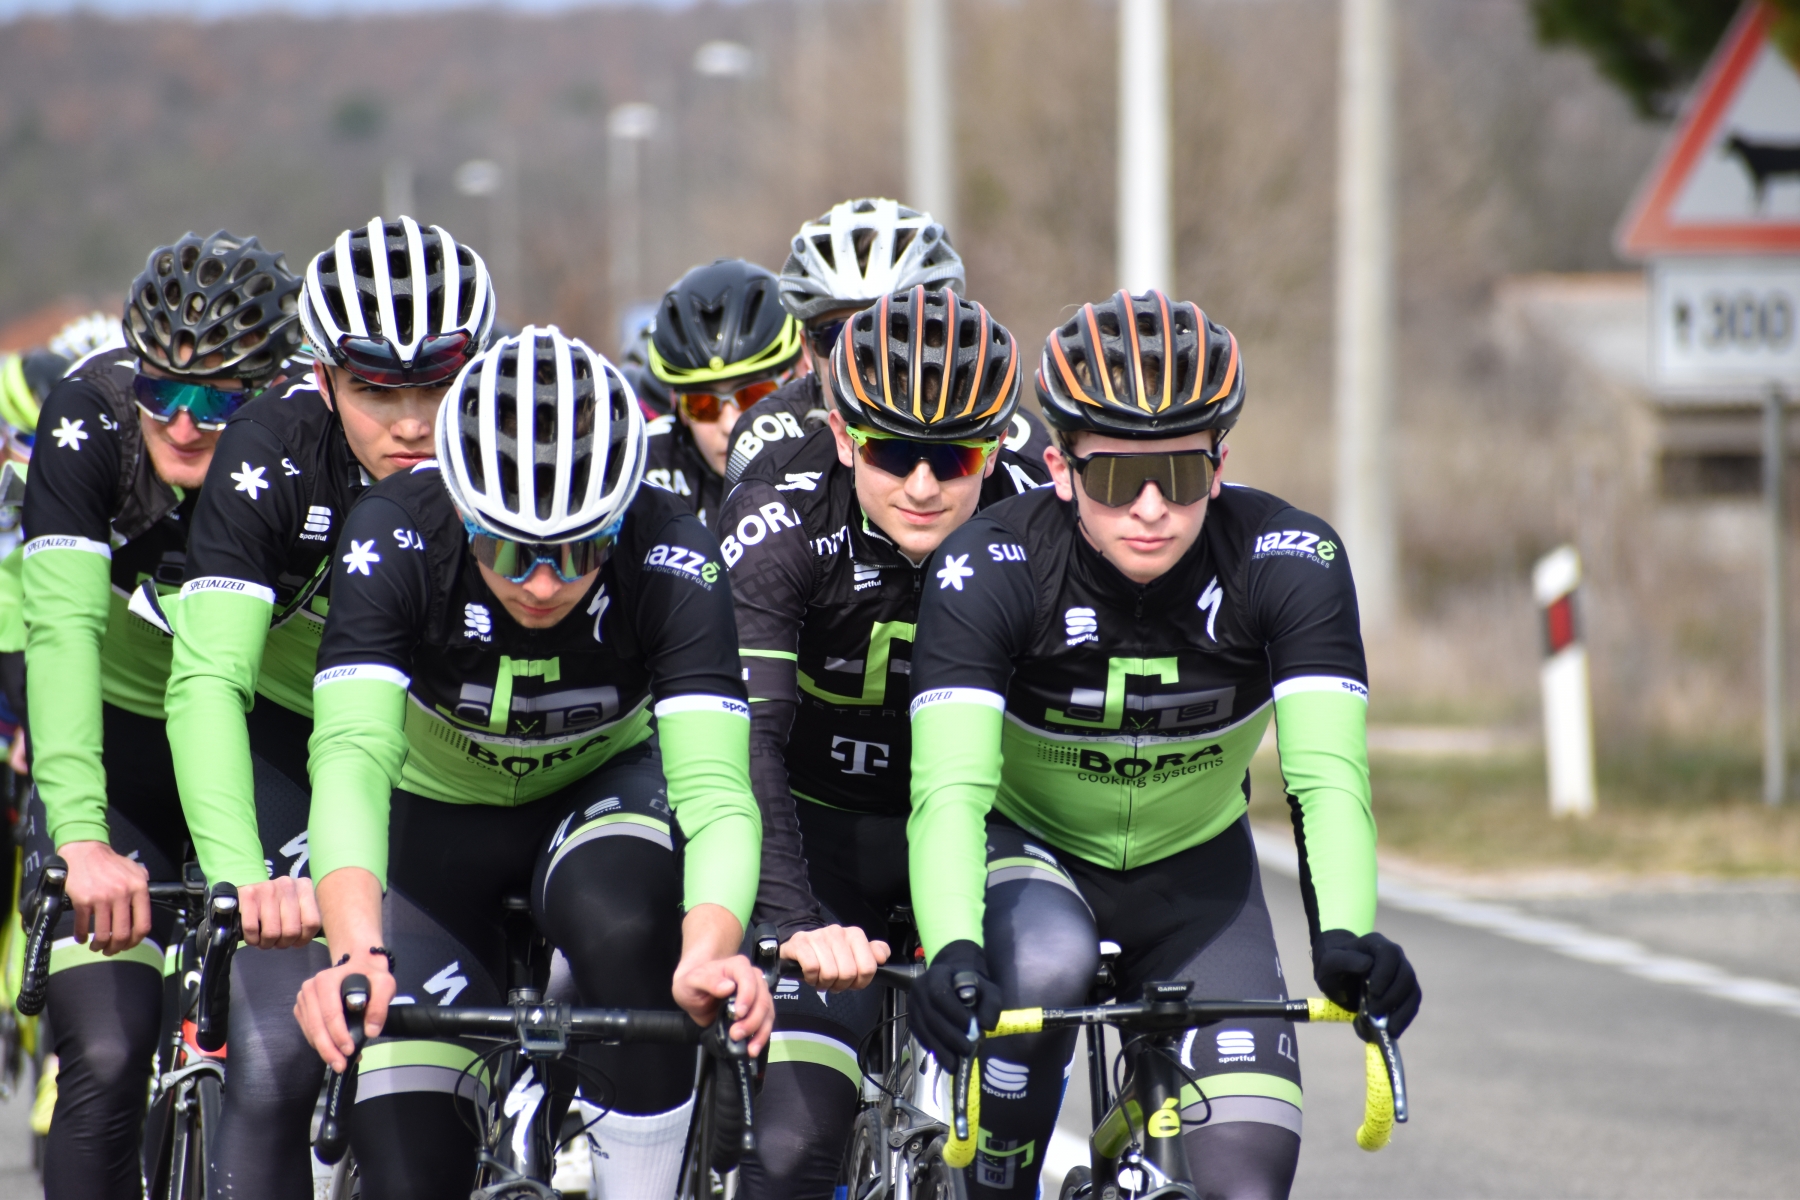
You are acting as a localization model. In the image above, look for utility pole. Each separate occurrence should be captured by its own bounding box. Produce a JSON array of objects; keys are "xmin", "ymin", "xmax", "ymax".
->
[
  {"xmin": 608, "ymin": 102, "xmax": 658, "ymax": 322},
  {"xmin": 1332, "ymin": 0, "xmax": 1399, "ymax": 631},
  {"xmin": 381, "ymin": 159, "xmax": 414, "ymax": 221},
  {"xmin": 1117, "ymin": 0, "xmax": 1172, "ymax": 293},
  {"xmin": 1765, "ymin": 384, "xmax": 1788, "ymax": 805},
  {"xmin": 905, "ymin": 0, "xmax": 954, "ymax": 227}
]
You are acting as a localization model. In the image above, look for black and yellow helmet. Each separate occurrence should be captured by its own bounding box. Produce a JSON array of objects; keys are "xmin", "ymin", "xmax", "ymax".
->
[
  {"xmin": 647, "ymin": 259, "xmax": 802, "ymax": 390},
  {"xmin": 829, "ymin": 286, "xmax": 1020, "ymax": 442},
  {"xmin": 1036, "ymin": 290, "xmax": 1243, "ymax": 440}
]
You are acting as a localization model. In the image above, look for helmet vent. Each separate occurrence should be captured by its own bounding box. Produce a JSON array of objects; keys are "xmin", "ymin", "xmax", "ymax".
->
[
  {"xmin": 184, "ymin": 293, "xmax": 207, "ymax": 324},
  {"xmin": 155, "ymin": 252, "xmax": 175, "ymax": 278},
  {"xmin": 1097, "ymin": 311, "xmax": 1120, "ymax": 338},
  {"xmin": 742, "ymin": 288, "xmax": 765, "ymax": 336},
  {"xmin": 1141, "ymin": 354, "xmax": 1163, "ymax": 399},
  {"xmin": 852, "ymin": 228, "xmax": 877, "ymax": 275},
  {"xmin": 229, "ymin": 257, "xmax": 257, "ymax": 284},
  {"xmin": 924, "ymin": 316, "xmax": 945, "ymax": 350},
  {"xmin": 891, "ymin": 227, "xmax": 917, "ymax": 265},
  {"xmin": 180, "ymin": 245, "xmax": 201, "ymax": 273},
  {"xmin": 811, "ymin": 235, "xmax": 836, "ymax": 271},
  {"xmin": 197, "ymin": 258, "xmax": 225, "ymax": 287},
  {"xmin": 698, "ymin": 302, "xmax": 725, "ymax": 347}
]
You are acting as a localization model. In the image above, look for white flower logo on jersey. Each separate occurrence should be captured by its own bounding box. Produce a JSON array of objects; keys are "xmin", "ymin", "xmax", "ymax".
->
[
  {"xmin": 231, "ymin": 462, "xmax": 269, "ymax": 500},
  {"xmin": 1065, "ymin": 606, "xmax": 1099, "ymax": 646},
  {"xmin": 342, "ymin": 539, "xmax": 380, "ymax": 576},
  {"xmin": 463, "ymin": 603, "xmax": 492, "ymax": 641},
  {"xmin": 51, "ymin": 417, "xmax": 87, "ymax": 450},
  {"xmin": 936, "ymin": 553, "xmax": 973, "ymax": 591}
]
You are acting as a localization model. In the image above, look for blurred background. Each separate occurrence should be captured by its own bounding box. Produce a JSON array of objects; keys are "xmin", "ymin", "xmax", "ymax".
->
[{"xmin": 3, "ymin": 1, "xmax": 1800, "ymax": 1194}]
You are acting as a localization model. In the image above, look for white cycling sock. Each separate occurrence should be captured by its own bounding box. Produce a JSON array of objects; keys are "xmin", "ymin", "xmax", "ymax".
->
[{"xmin": 581, "ymin": 1096, "xmax": 694, "ymax": 1199}]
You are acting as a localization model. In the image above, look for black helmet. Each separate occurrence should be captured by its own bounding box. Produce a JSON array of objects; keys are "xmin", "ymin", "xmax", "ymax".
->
[
  {"xmin": 1035, "ymin": 290, "xmax": 1243, "ymax": 441},
  {"xmin": 830, "ymin": 286, "xmax": 1020, "ymax": 441},
  {"xmin": 124, "ymin": 231, "xmax": 302, "ymax": 381},
  {"xmin": 620, "ymin": 321, "xmax": 672, "ymax": 416},
  {"xmin": 647, "ymin": 259, "xmax": 802, "ymax": 390}
]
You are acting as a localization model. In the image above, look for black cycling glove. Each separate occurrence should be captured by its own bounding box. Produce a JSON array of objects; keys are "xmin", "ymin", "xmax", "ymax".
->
[
  {"xmin": 1312, "ymin": 929, "xmax": 1421, "ymax": 1036},
  {"xmin": 910, "ymin": 939, "xmax": 1004, "ymax": 1067}
]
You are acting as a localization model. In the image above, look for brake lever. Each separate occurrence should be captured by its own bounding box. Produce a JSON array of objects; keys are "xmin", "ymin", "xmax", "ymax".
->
[{"xmin": 1353, "ymin": 1009, "xmax": 1407, "ymax": 1124}]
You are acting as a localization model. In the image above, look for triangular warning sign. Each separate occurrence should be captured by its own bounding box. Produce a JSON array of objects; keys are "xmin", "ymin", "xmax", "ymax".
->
[{"xmin": 1617, "ymin": 2, "xmax": 1800, "ymax": 257}]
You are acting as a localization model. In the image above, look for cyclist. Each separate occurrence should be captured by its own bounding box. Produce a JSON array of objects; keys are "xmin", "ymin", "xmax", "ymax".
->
[
  {"xmin": 20, "ymin": 230, "xmax": 304, "ymax": 1199},
  {"xmin": 722, "ymin": 286, "xmax": 1048, "ymax": 1198},
  {"xmin": 643, "ymin": 258, "xmax": 803, "ymax": 526},
  {"xmin": 905, "ymin": 290, "xmax": 1421, "ymax": 1198},
  {"xmin": 162, "ymin": 217, "xmax": 495, "ymax": 1198},
  {"xmin": 291, "ymin": 326, "xmax": 772, "ymax": 1198},
  {"xmin": 721, "ymin": 197, "xmax": 1049, "ymax": 486}
]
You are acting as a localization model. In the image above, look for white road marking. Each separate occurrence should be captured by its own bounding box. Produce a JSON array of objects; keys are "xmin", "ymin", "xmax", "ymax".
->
[{"xmin": 1253, "ymin": 828, "xmax": 1800, "ymax": 1020}]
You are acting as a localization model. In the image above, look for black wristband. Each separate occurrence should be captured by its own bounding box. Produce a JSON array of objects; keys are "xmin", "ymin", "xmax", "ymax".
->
[{"xmin": 335, "ymin": 946, "xmax": 398, "ymax": 973}]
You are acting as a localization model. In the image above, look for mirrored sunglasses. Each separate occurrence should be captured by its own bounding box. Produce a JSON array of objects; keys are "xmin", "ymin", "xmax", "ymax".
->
[
  {"xmin": 131, "ymin": 375, "xmax": 250, "ymax": 430},
  {"xmin": 467, "ymin": 524, "xmax": 614, "ymax": 584},
  {"xmin": 337, "ymin": 331, "xmax": 475, "ymax": 388},
  {"xmin": 847, "ymin": 426, "xmax": 996, "ymax": 481},
  {"xmin": 675, "ymin": 377, "xmax": 782, "ymax": 423},
  {"xmin": 1068, "ymin": 449, "xmax": 1218, "ymax": 507}
]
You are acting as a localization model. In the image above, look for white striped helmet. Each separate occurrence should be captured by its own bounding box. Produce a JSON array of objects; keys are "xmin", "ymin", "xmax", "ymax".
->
[
  {"xmin": 300, "ymin": 217, "xmax": 495, "ymax": 386},
  {"xmin": 437, "ymin": 325, "xmax": 646, "ymax": 543},
  {"xmin": 779, "ymin": 198, "xmax": 965, "ymax": 324}
]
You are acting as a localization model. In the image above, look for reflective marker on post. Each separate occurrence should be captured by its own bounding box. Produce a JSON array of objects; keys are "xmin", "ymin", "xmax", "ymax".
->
[{"xmin": 1533, "ymin": 546, "xmax": 1597, "ymax": 818}]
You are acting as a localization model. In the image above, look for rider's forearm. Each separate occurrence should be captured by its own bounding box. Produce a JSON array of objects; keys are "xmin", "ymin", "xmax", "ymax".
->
[
  {"xmin": 317, "ymin": 866, "xmax": 385, "ymax": 962},
  {"xmin": 308, "ymin": 672, "xmax": 410, "ymax": 887},
  {"xmin": 166, "ymin": 588, "xmax": 274, "ymax": 886},
  {"xmin": 24, "ymin": 546, "xmax": 114, "ymax": 848},
  {"xmin": 678, "ymin": 902, "xmax": 745, "ymax": 968},
  {"xmin": 656, "ymin": 702, "xmax": 761, "ymax": 926},
  {"xmin": 906, "ymin": 695, "xmax": 1006, "ymax": 961},
  {"xmin": 1274, "ymin": 687, "xmax": 1377, "ymax": 937}
]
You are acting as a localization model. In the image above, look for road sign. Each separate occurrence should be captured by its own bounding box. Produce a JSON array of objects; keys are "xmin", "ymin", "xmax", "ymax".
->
[
  {"xmin": 1617, "ymin": 3, "xmax": 1800, "ymax": 258},
  {"xmin": 1653, "ymin": 257, "xmax": 1800, "ymax": 387}
]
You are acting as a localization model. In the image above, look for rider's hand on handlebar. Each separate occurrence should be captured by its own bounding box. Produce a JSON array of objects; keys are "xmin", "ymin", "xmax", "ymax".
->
[
  {"xmin": 294, "ymin": 949, "xmax": 396, "ymax": 1072},
  {"xmin": 781, "ymin": 925, "xmax": 890, "ymax": 992},
  {"xmin": 1312, "ymin": 929, "xmax": 1421, "ymax": 1036},
  {"xmin": 911, "ymin": 940, "xmax": 1003, "ymax": 1066},
  {"xmin": 674, "ymin": 953, "xmax": 774, "ymax": 1056},
  {"xmin": 239, "ymin": 876, "xmax": 322, "ymax": 949},
  {"xmin": 60, "ymin": 840, "xmax": 151, "ymax": 955}
]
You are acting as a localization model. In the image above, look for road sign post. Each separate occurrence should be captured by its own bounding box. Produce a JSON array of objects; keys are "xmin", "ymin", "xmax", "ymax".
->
[{"xmin": 1619, "ymin": 3, "xmax": 1800, "ymax": 806}]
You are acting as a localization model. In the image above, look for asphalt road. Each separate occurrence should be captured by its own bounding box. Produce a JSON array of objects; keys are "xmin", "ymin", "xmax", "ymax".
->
[{"xmin": 0, "ymin": 853, "xmax": 1793, "ymax": 1200}]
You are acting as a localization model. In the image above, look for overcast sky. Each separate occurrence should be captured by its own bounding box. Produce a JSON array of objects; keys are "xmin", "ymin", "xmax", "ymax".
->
[{"xmin": 0, "ymin": 0, "xmax": 688, "ymax": 19}]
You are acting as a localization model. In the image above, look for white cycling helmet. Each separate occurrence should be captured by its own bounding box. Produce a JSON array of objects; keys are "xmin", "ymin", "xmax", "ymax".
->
[
  {"xmin": 779, "ymin": 198, "xmax": 965, "ymax": 324},
  {"xmin": 47, "ymin": 311, "xmax": 127, "ymax": 364},
  {"xmin": 300, "ymin": 216, "xmax": 495, "ymax": 386},
  {"xmin": 437, "ymin": 325, "xmax": 646, "ymax": 544}
]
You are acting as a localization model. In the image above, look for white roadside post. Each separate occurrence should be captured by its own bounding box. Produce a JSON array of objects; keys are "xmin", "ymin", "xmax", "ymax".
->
[
  {"xmin": 906, "ymin": 0, "xmax": 954, "ymax": 229},
  {"xmin": 1533, "ymin": 546, "xmax": 1597, "ymax": 819},
  {"xmin": 1117, "ymin": 0, "xmax": 1172, "ymax": 293}
]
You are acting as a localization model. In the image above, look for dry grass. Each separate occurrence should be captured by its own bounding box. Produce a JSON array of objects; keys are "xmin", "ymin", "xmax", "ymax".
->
[{"xmin": 1248, "ymin": 747, "xmax": 1800, "ymax": 879}]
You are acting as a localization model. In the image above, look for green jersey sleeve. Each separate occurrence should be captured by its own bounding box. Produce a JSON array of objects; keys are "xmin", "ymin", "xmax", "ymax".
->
[
  {"xmin": 655, "ymin": 699, "xmax": 760, "ymax": 925},
  {"xmin": 23, "ymin": 544, "xmax": 113, "ymax": 847},
  {"xmin": 1272, "ymin": 683, "xmax": 1376, "ymax": 936}
]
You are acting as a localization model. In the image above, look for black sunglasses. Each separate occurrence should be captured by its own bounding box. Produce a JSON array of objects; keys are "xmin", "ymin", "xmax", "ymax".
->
[{"xmin": 1067, "ymin": 448, "xmax": 1219, "ymax": 507}]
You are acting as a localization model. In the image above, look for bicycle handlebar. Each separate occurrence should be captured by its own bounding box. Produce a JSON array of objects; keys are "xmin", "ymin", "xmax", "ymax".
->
[
  {"xmin": 14, "ymin": 858, "xmax": 67, "ymax": 1017},
  {"xmin": 986, "ymin": 995, "xmax": 1406, "ymax": 1152},
  {"xmin": 192, "ymin": 884, "xmax": 242, "ymax": 1053}
]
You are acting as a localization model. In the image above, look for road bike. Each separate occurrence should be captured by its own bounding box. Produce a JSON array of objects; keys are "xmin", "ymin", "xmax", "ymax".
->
[
  {"xmin": 16, "ymin": 854, "xmax": 242, "ymax": 1200},
  {"xmin": 314, "ymin": 894, "xmax": 763, "ymax": 1200}
]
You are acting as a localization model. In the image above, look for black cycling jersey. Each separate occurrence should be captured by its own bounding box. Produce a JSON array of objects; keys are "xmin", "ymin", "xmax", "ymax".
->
[
  {"xmin": 906, "ymin": 482, "xmax": 1374, "ymax": 956},
  {"xmin": 723, "ymin": 373, "xmax": 1055, "ymax": 490},
  {"xmin": 180, "ymin": 370, "xmax": 367, "ymax": 634},
  {"xmin": 642, "ymin": 413, "xmax": 724, "ymax": 529},
  {"xmin": 721, "ymin": 425, "xmax": 1051, "ymax": 938}
]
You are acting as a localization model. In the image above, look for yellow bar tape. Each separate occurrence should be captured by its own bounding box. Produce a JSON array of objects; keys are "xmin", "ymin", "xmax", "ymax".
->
[
  {"xmin": 1306, "ymin": 997, "xmax": 1355, "ymax": 1022},
  {"xmin": 942, "ymin": 1064, "xmax": 981, "ymax": 1168},
  {"xmin": 988, "ymin": 1008, "xmax": 1044, "ymax": 1037},
  {"xmin": 1356, "ymin": 1040, "xmax": 1395, "ymax": 1151}
]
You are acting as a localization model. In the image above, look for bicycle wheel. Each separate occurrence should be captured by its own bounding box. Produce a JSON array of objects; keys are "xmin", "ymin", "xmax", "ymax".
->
[
  {"xmin": 839, "ymin": 1107, "xmax": 889, "ymax": 1200},
  {"xmin": 1058, "ymin": 1164, "xmax": 1094, "ymax": 1199},
  {"xmin": 911, "ymin": 1135, "xmax": 968, "ymax": 1200}
]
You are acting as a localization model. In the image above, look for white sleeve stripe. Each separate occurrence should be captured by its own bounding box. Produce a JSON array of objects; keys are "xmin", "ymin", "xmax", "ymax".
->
[
  {"xmin": 180, "ymin": 577, "xmax": 277, "ymax": 605},
  {"xmin": 1272, "ymin": 675, "xmax": 1369, "ymax": 703},
  {"xmin": 654, "ymin": 694, "xmax": 751, "ymax": 720},
  {"xmin": 314, "ymin": 664, "xmax": 411, "ymax": 690},
  {"xmin": 22, "ymin": 535, "xmax": 111, "ymax": 560},
  {"xmin": 909, "ymin": 687, "xmax": 1007, "ymax": 718}
]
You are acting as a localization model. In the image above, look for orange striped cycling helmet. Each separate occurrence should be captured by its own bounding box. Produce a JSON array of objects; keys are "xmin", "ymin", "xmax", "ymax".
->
[
  {"xmin": 1036, "ymin": 289, "xmax": 1243, "ymax": 440},
  {"xmin": 829, "ymin": 286, "xmax": 1020, "ymax": 441}
]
